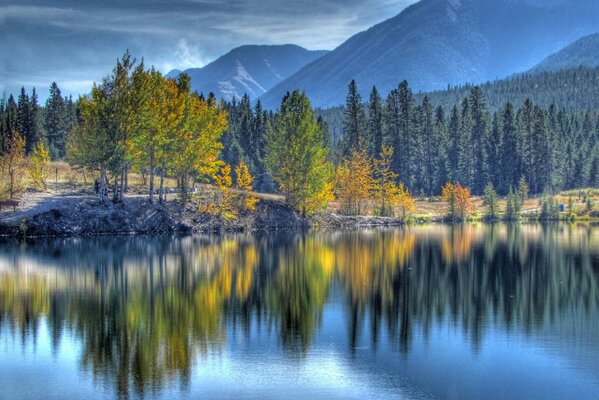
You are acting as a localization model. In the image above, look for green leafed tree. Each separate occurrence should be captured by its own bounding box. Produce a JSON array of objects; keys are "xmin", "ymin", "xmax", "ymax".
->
[{"xmin": 265, "ymin": 91, "xmax": 334, "ymax": 214}]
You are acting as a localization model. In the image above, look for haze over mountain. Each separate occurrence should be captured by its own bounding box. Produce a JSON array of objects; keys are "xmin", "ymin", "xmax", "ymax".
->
[
  {"xmin": 260, "ymin": 0, "xmax": 599, "ymax": 109},
  {"xmin": 529, "ymin": 33, "xmax": 599, "ymax": 74},
  {"xmin": 166, "ymin": 45, "xmax": 328, "ymax": 101}
]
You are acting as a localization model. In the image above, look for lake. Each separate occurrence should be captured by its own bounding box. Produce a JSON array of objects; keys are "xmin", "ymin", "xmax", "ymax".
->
[{"xmin": 1, "ymin": 224, "xmax": 598, "ymax": 399}]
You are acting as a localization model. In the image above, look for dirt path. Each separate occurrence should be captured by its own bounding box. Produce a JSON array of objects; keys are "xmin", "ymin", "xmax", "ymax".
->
[{"xmin": 0, "ymin": 191, "xmax": 98, "ymax": 224}]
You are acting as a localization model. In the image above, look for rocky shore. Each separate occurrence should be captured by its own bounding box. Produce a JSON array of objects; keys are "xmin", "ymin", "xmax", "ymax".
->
[{"xmin": 0, "ymin": 197, "xmax": 406, "ymax": 238}]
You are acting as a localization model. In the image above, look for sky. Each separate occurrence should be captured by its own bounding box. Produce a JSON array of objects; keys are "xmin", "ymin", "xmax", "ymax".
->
[{"xmin": 0, "ymin": 0, "xmax": 415, "ymax": 101}]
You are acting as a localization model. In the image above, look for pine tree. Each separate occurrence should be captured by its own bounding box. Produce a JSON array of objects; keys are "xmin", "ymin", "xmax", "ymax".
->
[
  {"xmin": 469, "ymin": 87, "xmax": 491, "ymax": 193},
  {"xmin": 45, "ymin": 82, "xmax": 67, "ymax": 159},
  {"xmin": 456, "ymin": 98, "xmax": 474, "ymax": 188},
  {"xmin": 530, "ymin": 106, "xmax": 551, "ymax": 193},
  {"xmin": 484, "ymin": 182, "xmax": 499, "ymax": 220},
  {"xmin": 368, "ymin": 86, "xmax": 384, "ymax": 159},
  {"xmin": 341, "ymin": 80, "xmax": 367, "ymax": 157},
  {"xmin": 397, "ymin": 81, "xmax": 415, "ymax": 187},
  {"xmin": 433, "ymin": 106, "xmax": 449, "ymax": 194},
  {"xmin": 447, "ymin": 105, "xmax": 460, "ymax": 182},
  {"xmin": 0, "ymin": 96, "xmax": 18, "ymax": 155},
  {"xmin": 16, "ymin": 87, "xmax": 32, "ymax": 154},
  {"xmin": 500, "ymin": 102, "xmax": 519, "ymax": 193},
  {"xmin": 28, "ymin": 88, "xmax": 43, "ymax": 153}
]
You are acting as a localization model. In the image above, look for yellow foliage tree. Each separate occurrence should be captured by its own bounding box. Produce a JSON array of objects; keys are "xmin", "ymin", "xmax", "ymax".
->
[
  {"xmin": 171, "ymin": 87, "xmax": 227, "ymax": 204},
  {"xmin": 212, "ymin": 164, "xmax": 237, "ymax": 219},
  {"xmin": 442, "ymin": 182, "xmax": 473, "ymax": 221},
  {"xmin": 336, "ymin": 149, "xmax": 372, "ymax": 215},
  {"xmin": 371, "ymin": 146, "xmax": 415, "ymax": 219},
  {"xmin": 28, "ymin": 141, "xmax": 51, "ymax": 190},
  {"xmin": 235, "ymin": 161, "xmax": 258, "ymax": 212},
  {"xmin": 394, "ymin": 182, "xmax": 415, "ymax": 219},
  {"xmin": 372, "ymin": 145, "xmax": 398, "ymax": 216},
  {"xmin": 0, "ymin": 131, "xmax": 26, "ymax": 199}
]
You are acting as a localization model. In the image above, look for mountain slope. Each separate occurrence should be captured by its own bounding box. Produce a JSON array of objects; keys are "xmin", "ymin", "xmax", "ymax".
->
[
  {"xmin": 318, "ymin": 66, "xmax": 599, "ymax": 144},
  {"xmin": 166, "ymin": 45, "xmax": 327, "ymax": 101},
  {"xmin": 261, "ymin": 0, "xmax": 599, "ymax": 109},
  {"xmin": 529, "ymin": 33, "xmax": 599, "ymax": 74}
]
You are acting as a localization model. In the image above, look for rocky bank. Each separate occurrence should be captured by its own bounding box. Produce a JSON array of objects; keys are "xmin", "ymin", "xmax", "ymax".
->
[{"xmin": 0, "ymin": 197, "xmax": 405, "ymax": 238}]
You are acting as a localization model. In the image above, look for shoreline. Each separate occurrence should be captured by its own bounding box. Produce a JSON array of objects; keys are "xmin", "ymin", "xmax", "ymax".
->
[
  {"xmin": 0, "ymin": 196, "xmax": 410, "ymax": 239},
  {"xmin": 1, "ymin": 194, "xmax": 596, "ymax": 239}
]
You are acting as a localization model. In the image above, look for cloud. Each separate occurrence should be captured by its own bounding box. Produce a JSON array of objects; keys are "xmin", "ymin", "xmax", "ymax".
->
[{"xmin": 0, "ymin": 0, "xmax": 415, "ymax": 100}]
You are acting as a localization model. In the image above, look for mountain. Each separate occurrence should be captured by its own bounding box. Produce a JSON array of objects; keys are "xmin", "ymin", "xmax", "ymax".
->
[
  {"xmin": 529, "ymin": 33, "xmax": 599, "ymax": 74},
  {"xmin": 166, "ymin": 45, "xmax": 328, "ymax": 101},
  {"xmin": 261, "ymin": 0, "xmax": 599, "ymax": 109}
]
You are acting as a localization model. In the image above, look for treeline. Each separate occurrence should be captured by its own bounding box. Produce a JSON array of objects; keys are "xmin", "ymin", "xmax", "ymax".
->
[
  {"xmin": 420, "ymin": 66, "xmax": 599, "ymax": 112},
  {"xmin": 0, "ymin": 83, "xmax": 76, "ymax": 159},
  {"xmin": 3, "ymin": 53, "xmax": 598, "ymax": 212},
  {"xmin": 330, "ymin": 79, "xmax": 599, "ymax": 196}
]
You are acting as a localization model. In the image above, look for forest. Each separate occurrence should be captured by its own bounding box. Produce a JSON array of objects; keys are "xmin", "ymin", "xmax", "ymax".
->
[{"xmin": 0, "ymin": 53, "xmax": 598, "ymax": 218}]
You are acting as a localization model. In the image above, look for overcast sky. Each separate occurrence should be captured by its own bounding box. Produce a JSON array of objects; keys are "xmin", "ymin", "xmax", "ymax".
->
[{"xmin": 0, "ymin": 0, "xmax": 414, "ymax": 101}]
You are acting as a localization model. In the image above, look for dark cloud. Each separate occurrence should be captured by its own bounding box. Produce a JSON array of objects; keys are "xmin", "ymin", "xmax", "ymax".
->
[{"xmin": 0, "ymin": 0, "xmax": 414, "ymax": 100}]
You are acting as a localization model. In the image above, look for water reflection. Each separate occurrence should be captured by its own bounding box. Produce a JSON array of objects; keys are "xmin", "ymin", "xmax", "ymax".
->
[{"xmin": 1, "ymin": 224, "xmax": 599, "ymax": 398}]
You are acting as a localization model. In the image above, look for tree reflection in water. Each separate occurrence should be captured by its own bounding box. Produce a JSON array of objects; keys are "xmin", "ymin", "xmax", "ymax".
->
[{"xmin": 1, "ymin": 224, "xmax": 598, "ymax": 397}]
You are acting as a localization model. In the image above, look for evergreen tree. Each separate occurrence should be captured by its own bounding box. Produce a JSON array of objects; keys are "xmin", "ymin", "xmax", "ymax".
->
[
  {"xmin": 447, "ymin": 105, "xmax": 460, "ymax": 182},
  {"xmin": 433, "ymin": 106, "xmax": 449, "ymax": 194},
  {"xmin": 44, "ymin": 82, "xmax": 67, "ymax": 159},
  {"xmin": 16, "ymin": 87, "xmax": 32, "ymax": 154},
  {"xmin": 28, "ymin": 88, "xmax": 43, "ymax": 153},
  {"xmin": 469, "ymin": 87, "xmax": 491, "ymax": 193},
  {"xmin": 341, "ymin": 80, "xmax": 367, "ymax": 157},
  {"xmin": 500, "ymin": 102, "xmax": 519, "ymax": 193},
  {"xmin": 456, "ymin": 98, "xmax": 474, "ymax": 188},
  {"xmin": 0, "ymin": 96, "xmax": 18, "ymax": 155},
  {"xmin": 368, "ymin": 86, "xmax": 384, "ymax": 159}
]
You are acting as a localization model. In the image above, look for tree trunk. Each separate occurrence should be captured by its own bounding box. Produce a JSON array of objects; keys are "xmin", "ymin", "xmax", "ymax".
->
[
  {"xmin": 120, "ymin": 169, "xmax": 126, "ymax": 198},
  {"xmin": 159, "ymin": 166, "xmax": 165, "ymax": 204},
  {"xmin": 99, "ymin": 164, "xmax": 107, "ymax": 204},
  {"xmin": 149, "ymin": 151, "xmax": 155, "ymax": 204},
  {"xmin": 113, "ymin": 174, "xmax": 119, "ymax": 203}
]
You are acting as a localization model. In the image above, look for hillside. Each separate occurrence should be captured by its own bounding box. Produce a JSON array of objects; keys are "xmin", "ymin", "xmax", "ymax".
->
[
  {"xmin": 261, "ymin": 0, "xmax": 599, "ymax": 109},
  {"xmin": 166, "ymin": 45, "xmax": 327, "ymax": 101},
  {"xmin": 529, "ymin": 33, "xmax": 599, "ymax": 74},
  {"xmin": 317, "ymin": 66, "xmax": 599, "ymax": 144}
]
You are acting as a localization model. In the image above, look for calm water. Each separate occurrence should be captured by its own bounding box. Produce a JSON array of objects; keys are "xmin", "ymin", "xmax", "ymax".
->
[{"xmin": 1, "ymin": 225, "xmax": 599, "ymax": 400}]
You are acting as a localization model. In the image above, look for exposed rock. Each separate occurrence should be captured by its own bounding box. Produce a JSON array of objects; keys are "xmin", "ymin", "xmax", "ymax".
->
[{"xmin": 0, "ymin": 197, "xmax": 406, "ymax": 238}]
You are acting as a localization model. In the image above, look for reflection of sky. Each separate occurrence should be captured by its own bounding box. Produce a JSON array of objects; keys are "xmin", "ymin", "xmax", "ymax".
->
[{"xmin": 2, "ymin": 293, "xmax": 599, "ymax": 400}]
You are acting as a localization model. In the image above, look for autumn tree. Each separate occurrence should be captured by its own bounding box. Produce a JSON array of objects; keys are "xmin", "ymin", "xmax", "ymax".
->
[
  {"xmin": 442, "ymin": 182, "xmax": 472, "ymax": 222},
  {"xmin": 170, "ymin": 80, "xmax": 227, "ymax": 205},
  {"xmin": 0, "ymin": 130, "xmax": 26, "ymax": 199},
  {"xmin": 265, "ymin": 91, "xmax": 334, "ymax": 214},
  {"xmin": 372, "ymin": 145, "xmax": 397, "ymax": 217},
  {"xmin": 212, "ymin": 164, "xmax": 236, "ymax": 219},
  {"xmin": 394, "ymin": 183, "xmax": 416, "ymax": 219},
  {"xmin": 235, "ymin": 161, "xmax": 258, "ymax": 212},
  {"xmin": 28, "ymin": 141, "xmax": 51, "ymax": 190},
  {"xmin": 336, "ymin": 149, "xmax": 372, "ymax": 215}
]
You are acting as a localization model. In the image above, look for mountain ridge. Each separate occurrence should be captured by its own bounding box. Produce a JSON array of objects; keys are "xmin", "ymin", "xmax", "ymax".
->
[
  {"xmin": 528, "ymin": 32, "xmax": 599, "ymax": 74},
  {"xmin": 166, "ymin": 44, "xmax": 328, "ymax": 102},
  {"xmin": 260, "ymin": 0, "xmax": 599, "ymax": 109}
]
